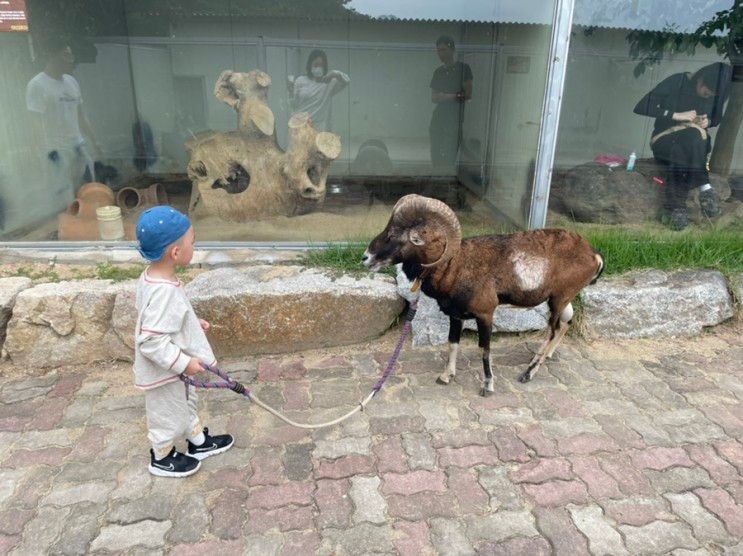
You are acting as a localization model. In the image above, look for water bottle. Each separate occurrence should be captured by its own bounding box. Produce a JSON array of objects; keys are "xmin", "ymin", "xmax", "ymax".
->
[{"xmin": 627, "ymin": 151, "xmax": 637, "ymax": 172}]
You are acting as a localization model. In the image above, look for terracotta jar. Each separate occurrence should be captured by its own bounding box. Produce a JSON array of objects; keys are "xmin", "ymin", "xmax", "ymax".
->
[
  {"xmin": 59, "ymin": 182, "xmax": 117, "ymax": 240},
  {"xmin": 116, "ymin": 183, "xmax": 168, "ymax": 212}
]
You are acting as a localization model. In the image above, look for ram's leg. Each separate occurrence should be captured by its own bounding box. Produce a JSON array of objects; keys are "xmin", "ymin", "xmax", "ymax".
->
[
  {"xmin": 437, "ymin": 317, "xmax": 462, "ymax": 385},
  {"xmin": 546, "ymin": 302, "xmax": 573, "ymax": 358},
  {"xmin": 476, "ymin": 316, "xmax": 495, "ymax": 396},
  {"xmin": 519, "ymin": 301, "xmax": 572, "ymax": 383}
]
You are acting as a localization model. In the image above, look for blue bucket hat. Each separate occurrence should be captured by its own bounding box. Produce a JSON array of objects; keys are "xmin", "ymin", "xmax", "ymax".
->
[{"xmin": 136, "ymin": 206, "xmax": 192, "ymax": 262}]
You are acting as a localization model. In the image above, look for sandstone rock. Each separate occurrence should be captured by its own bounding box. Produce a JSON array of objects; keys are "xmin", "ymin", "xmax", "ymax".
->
[
  {"xmin": 4, "ymin": 280, "xmax": 132, "ymax": 368},
  {"xmin": 186, "ymin": 266, "xmax": 404, "ymax": 356},
  {"xmin": 582, "ymin": 269, "xmax": 734, "ymax": 338},
  {"xmin": 550, "ymin": 159, "xmax": 731, "ymax": 225},
  {"xmin": 396, "ymin": 265, "xmax": 548, "ymax": 347},
  {"xmin": 0, "ymin": 277, "xmax": 32, "ymax": 348}
]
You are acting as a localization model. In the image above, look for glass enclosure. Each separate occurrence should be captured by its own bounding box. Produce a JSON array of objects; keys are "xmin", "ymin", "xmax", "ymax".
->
[
  {"xmin": 5, "ymin": 1, "xmax": 735, "ymax": 243},
  {"xmin": 0, "ymin": 0, "xmax": 557, "ymax": 242},
  {"xmin": 551, "ymin": 0, "xmax": 741, "ymax": 231}
]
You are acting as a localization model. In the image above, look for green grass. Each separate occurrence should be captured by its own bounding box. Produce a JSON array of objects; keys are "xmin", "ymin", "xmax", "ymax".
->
[
  {"xmin": 581, "ymin": 227, "xmax": 743, "ymax": 275},
  {"xmin": 301, "ymin": 226, "xmax": 743, "ymax": 276},
  {"xmin": 95, "ymin": 262, "xmax": 145, "ymax": 282}
]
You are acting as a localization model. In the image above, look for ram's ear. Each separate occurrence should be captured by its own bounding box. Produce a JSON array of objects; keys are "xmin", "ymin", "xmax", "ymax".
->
[{"xmin": 409, "ymin": 229, "xmax": 425, "ymax": 246}]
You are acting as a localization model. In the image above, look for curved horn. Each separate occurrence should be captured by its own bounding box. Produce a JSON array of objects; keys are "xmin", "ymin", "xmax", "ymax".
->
[{"xmin": 391, "ymin": 194, "xmax": 462, "ymax": 267}]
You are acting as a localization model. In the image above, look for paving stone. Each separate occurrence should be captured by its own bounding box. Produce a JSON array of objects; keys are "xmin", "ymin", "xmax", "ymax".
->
[
  {"xmin": 48, "ymin": 501, "xmax": 105, "ymax": 556},
  {"xmin": 533, "ymin": 506, "xmax": 590, "ymax": 556},
  {"xmin": 12, "ymin": 505, "xmax": 70, "ymax": 555},
  {"xmin": 402, "ymin": 432, "xmax": 437, "ymax": 470},
  {"xmin": 599, "ymin": 453, "xmax": 655, "ymax": 496},
  {"xmin": 312, "ymin": 436, "xmax": 370, "ymax": 459},
  {"xmin": 418, "ymin": 399, "xmax": 459, "ymax": 431},
  {"xmin": 509, "ymin": 457, "xmax": 573, "ymax": 484},
  {"xmin": 522, "ymin": 480, "xmax": 590, "ymax": 507},
  {"xmin": 373, "ymin": 437, "xmax": 408, "ymax": 473},
  {"xmin": 478, "ymin": 466, "xmax": 525, "ymax": 510},
  {"xmin": 714, "ymin": 441, "xmax": 743, "ymax": 474},
  {"xmin": 282, "ymin": 442, "xmax": 313, "ymax": 481},
  {"xmin": 489, "ymin": 428, "xmax": 530, "ymax": 462},
  {"xmin": 477, "ymin": 535, "xmax": 551, "ymax": 556},
  {"xmin": 570, "ymin": 455, "xmax": 623, "ymax": 498},
  {"xmin": 249, "ymin": 452, "xmax": 287, "ymax": 486},
  {"xmin": 695, "ymin": 487, "xmax": 743, "ymax": 538},
  {"xmin": 314, "ymin": 455, "xmax": 375, "ymax": 479},
  {"xmin": 246, "ymin": 482, "xmax": 314, "ymax": 509},
  {"xmin": 556, "ymin": 432, "xmax": 620, "ymax": 455},
  {"xmin": 437, "ymin": 446, "xmax": 499, "ymax": 468},
  {"xmin": 382, "ymin": 470, "xmax": 447, "ymax": 495},
  {"xmin": 54, "ymin": 460, "xmax": 122, "ymax": 483},
  {"xmin": 620, "ymin": 520, "xmax": 699, "ymax": 554},
  {"xmin": 431, "ymin": 428, "xmax": 491, "ymax": 449},
  {"xmin": 631, "ymin": 446, "xmax": 695, "ymax": 470},
  {"xmin": 42, "ymin": 481, "xmax": 115, "ymax": 507},
  {"xmin": 3, "ymin": 446, "xmax": 71, "ymax": 468},
  {"xmin": 168, "ymin": 493, "xmax": 209, "ymax": 543},
  {"xmin": 320, "ymin": 523, "xmax": 394, "ymax": 554},
  {"xmin": 593, "ymin": 414, "xmax": 646, "ymax": 449},
  {"xmin": 350, "ymin": 476, "xmax": 387, "ymax": 524},
  {"xmin": 247, "ymin": 506, "xmax": 314, "ymax": 533},
  {"xmin": 466, "ymin": 510, "xmax": 538, "ymax": 543},
  {"xmin": 14, "ymin": 429, "xmax": 74, "ymax": 450},
  {"xmin": 624, "ymin": 414, "xmax": 674, "ymax": 446},
  {"xmin": 370, "ymin": 415, "xmax": 426, "ymax": 435},
  {"xmin": 477, "ymin": 406, "xmax": 534, "ymax": 427},
  {"xmin": 243, "ymin": 532, "xmax": 283, "ymax": 555},
  {"xmin": 0, "ymin": 535, "xmax": 19, "ymax": 554},
  {"xmin": 393, "ymin": 520, "xmax": 434, "ymax": 556},
  {"xmin": 387, "ymin": 492, "xmax": 459, "ymax": 520},
  {"xmin": 0, "ymin": 508, "xmax": 35, "ymax": 535},
  {"xmin": 107, "ymin": 494, "xmax": 174, "ymax": 524},
  {"xmin": 447, "ymin": 467, "xmax": 489, "ymax": 515},
  {"xmin": 645, "ymin": 466, "xmax": 715, "ymax": 492},
  {"xmin": 210, "ymin": 488, "xmax": 248, "ymax": 540},
  {"xmin": 569, "ymin": 504, "xmax": 628, "ymax": 556},
  {"xmin": 172, "ymin": 539, "xmax": 244, "ymax": 556},
  {"xmin": 314, "ymin": 479, "xmax": 352, "ymax": 529},
  {"xmin": 280, "ymin": 531, "xmax": 320, "ymax": 556},
  {"xmin": 600, "ymin": 497, "xmax": 675, "ymax": 526},
  {"xmin": 429, "ymin": 518, "xmax": 473, "ymax": 555},
  {"xmin": 514, "ymin": 425, "xmax": 558, "ymax": 457},
  {"xmin": 665, "ymin": 492, "xmax": 729, "ymax": 544}
]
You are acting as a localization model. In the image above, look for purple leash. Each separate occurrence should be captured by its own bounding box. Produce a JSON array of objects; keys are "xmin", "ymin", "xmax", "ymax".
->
[{"xmin": 181, "ymin": 300, "xmax": 418, "ymax": 429}]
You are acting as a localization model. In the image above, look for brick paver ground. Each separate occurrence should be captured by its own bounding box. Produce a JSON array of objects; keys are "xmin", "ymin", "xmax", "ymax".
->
[{"xmin": 0, "ymin": 323, "xmax": 741, "ymax": 555}]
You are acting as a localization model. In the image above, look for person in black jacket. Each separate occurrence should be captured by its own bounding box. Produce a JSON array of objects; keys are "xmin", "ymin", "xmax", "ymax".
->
[{"xmin": 633, "ymin": 62, "xmax": 732, "ymax": 230}]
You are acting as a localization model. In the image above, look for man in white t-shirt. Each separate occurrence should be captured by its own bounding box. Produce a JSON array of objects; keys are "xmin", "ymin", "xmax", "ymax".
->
[{"xmin": 26, "ymin": 38, "xmax": 99, "ymax": 208}]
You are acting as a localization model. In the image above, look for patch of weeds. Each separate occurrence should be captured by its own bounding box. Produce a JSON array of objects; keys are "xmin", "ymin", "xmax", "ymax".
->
[
  {"xmin": 301, "ymin": 242, "xmax": 396, "ymax": 277},
  {"xmin": 4, "ymin": 266, "xmax": 60, "ymax": 282},
  {"xmin": 95, "ymin": 262, "xmax": 144, "ymax": 282}
]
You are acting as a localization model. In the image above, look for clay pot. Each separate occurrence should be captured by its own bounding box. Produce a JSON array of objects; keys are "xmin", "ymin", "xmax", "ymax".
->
[
  {"xmin": 68, "ymin": 182, "xmax": 116, "ymax": 219},
  {"xmin": 58, "ymin": 212, "xmax": 100, "ymax": 240},
  {"xmin": 116, "ymin": 183, "xmax": 168, "ymax": 212}
]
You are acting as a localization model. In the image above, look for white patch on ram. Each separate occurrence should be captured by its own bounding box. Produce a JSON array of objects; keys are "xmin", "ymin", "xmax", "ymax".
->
[{"xmin": 510, "ymin": 252, "xmax": 548, "ymax": 291}]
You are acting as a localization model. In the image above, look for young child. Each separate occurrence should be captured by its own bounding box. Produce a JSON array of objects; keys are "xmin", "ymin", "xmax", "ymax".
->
[{"xmin": 134, "ymin": 206, "xmax": 233, "ymax": 477}]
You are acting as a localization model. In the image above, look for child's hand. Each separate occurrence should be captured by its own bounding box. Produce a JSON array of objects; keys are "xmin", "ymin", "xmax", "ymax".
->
[
  {"xmin": 185, "ymin": 357, "xmax": 204, "ymax": 376},
  {"xmin": 199, "ymin": 319, "xmax": 210, "ymax": 331}
]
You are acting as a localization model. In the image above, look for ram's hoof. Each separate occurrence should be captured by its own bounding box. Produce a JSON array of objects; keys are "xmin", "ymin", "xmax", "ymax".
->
[
  {"xmin": 518, "ymin": 370, "xmax": 532, "ymax": 383},
  {"xmin": 479, "ymin": 387, "xmax": 493, "ymax": 397},
  {"xmin": 436, "ymin": 377, "xmax": 449, "ymax": 385}
]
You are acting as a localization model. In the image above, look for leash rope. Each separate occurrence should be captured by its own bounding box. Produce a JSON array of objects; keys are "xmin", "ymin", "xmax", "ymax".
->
[{"xmin": 181, "ymin": 300, "xmax": 418, "ymax": 430}]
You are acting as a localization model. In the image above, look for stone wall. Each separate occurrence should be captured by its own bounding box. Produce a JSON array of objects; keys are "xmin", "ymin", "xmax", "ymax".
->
[{"xmin": 0, "ymin": 267, "xmax": 739, "ymax": 367}]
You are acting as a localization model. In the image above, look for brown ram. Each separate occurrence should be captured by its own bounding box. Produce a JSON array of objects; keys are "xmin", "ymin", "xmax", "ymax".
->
[{"xmin": 362, "ymin": 194, "xmax": 604, "ymax": 396}]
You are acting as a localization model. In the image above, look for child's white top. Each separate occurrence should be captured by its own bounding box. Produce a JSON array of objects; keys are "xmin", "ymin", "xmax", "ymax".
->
[{"xmin": 133, "ymin": 269, "xmax": 216, "ymax": 390}]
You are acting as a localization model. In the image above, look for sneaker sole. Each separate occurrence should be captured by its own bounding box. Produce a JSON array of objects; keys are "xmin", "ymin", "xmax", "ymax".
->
[
  {"xmin": 148, "ymin": 461, "xmax": 201, "ymax": 478},
  {"xmin": 189, "ymin": 438, "xmax": 235, "ymax": 461}
]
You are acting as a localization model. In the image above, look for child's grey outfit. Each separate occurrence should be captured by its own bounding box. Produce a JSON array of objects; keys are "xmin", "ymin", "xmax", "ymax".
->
[{"xmin": 134, "ymin": 270, "xmax": 216, "ymax": 460}]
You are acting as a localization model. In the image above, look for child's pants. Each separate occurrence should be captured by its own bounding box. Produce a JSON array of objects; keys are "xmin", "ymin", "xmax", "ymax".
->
[{"xmin": 145, "ymin": 381, "xmax": 203, "ymax": 460}]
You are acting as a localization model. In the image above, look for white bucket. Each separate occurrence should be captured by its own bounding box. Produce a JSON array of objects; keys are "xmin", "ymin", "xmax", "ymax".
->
[{"xmin": 96, "ymin": 205, "xmax": 125, "ymax": 241}]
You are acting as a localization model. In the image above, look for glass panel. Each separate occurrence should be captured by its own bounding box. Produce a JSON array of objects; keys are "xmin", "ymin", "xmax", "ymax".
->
[
  {"xmin": 553, "ymin": 0, "xmax": 740, "ymax": 231},
  {"xmin": 1, "ymin": 0, "xmax": 558, "ymax": 243}
]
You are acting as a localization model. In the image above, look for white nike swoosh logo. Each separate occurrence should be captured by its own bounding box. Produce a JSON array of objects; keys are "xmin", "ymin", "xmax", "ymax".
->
[
  {"xmin": 195, "ymin": 443, "xmax": 218, "ymax": 452},
  {"xmin": 153, "ymin": 462, "xmax": 175, "ymax": 471}
]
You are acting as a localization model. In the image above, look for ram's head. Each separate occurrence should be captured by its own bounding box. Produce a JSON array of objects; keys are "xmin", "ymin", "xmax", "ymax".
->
[{"xmin": 363, "ymin": 194, "xmax": 462, "ymax": 271}]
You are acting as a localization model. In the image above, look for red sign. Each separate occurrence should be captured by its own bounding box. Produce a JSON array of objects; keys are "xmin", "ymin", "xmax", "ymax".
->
[{"xmin": 0, "ymin": 0, "xmax": 29, "ymax": 32}]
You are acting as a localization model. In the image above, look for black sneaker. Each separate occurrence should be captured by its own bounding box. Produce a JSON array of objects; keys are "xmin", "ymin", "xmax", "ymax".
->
[
  {"xmin": 699, "ymin": 188, "xmax": 721, "ymax": 217},
  {"xmin": 187, "ymin": 427, "xmax": 234, "ymax": 461},
  {"xmin": 149, "ymin": 447, "xmax": 201, "ymax": 478}
]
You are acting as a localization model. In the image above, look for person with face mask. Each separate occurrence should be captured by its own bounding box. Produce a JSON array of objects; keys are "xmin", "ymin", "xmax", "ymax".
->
[
  {"xmin": 287, "ymin": 49, "xmax": 350, "ymax": 132},
  {"xmin": 26, "ymin": 37, "xmax": 100, "ymax": 209}
]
